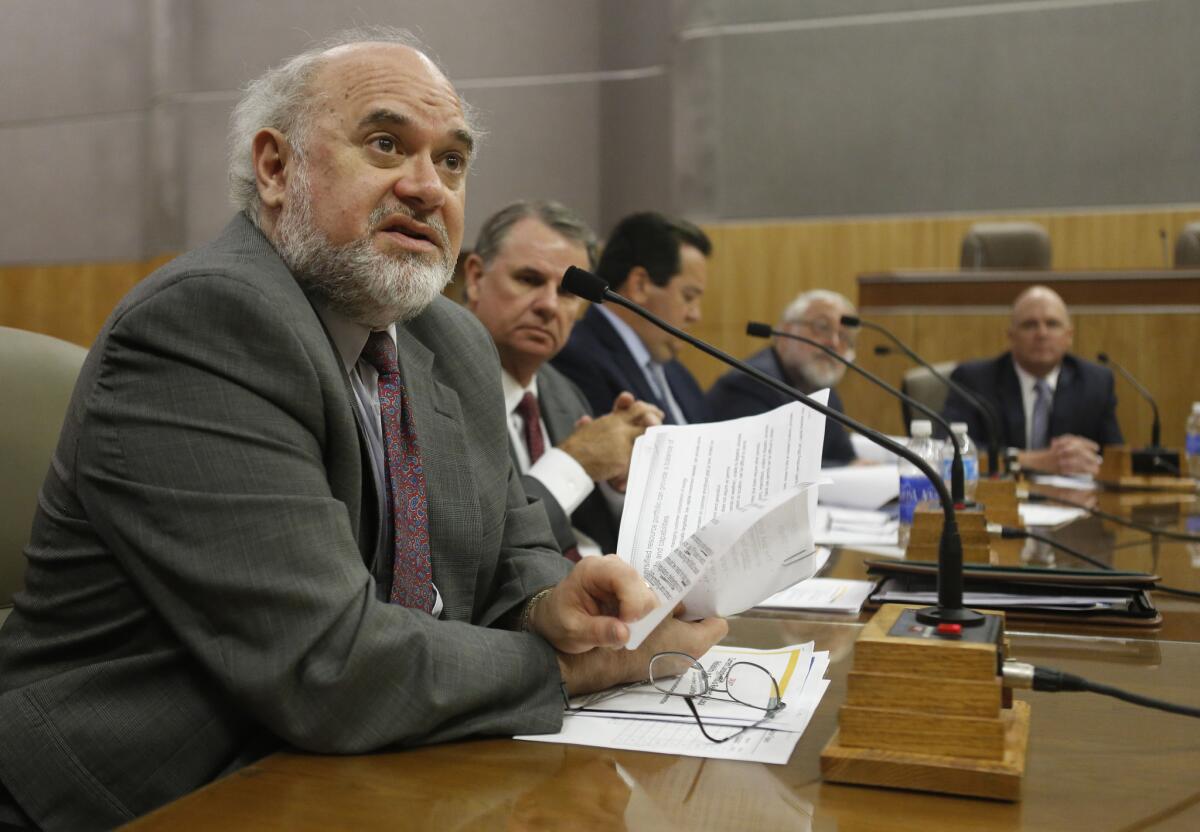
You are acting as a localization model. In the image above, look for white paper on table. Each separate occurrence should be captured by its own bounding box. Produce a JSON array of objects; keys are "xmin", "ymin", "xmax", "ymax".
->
[
  {"xmin": 1031, "ymin": 474, "xmax": 1097, "ymax": 491},
  {"xmin": 617, "ymin": 399, "xmax": 828, "ymax": 648},
  {"xmin": 850, "ymin": 432, "xmax": 906, "ymax": 464},
  {"xmin": 756, "ymin": 577, "xmax": 874, "ymax": 614},
  {"xmin": 818, "ymin": 463, "xmax": 899, "ymax": 509},
  {"xmin": 562, "ymin": 643, "xmax": 823, "ymax": 731},
  {"xmin": 814, "ymin": 506, "xmax": 899, "ymax": 546},
  {"xmin": 1019, "ymin": 503, "xmax": 1087, "ymax": 528},
  {"xmin": 516, "ymin": 643, "xmax": 832, "ymax": 765}
]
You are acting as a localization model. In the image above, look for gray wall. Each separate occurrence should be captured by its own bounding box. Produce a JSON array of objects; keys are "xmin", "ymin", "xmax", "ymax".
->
[
  {"xmin": 675, "ymin": 0, "xmax": 1200, "ymax": 219},
  {"xmin": 0, "ymin": 0, "xmax": 1195, "ymax": 265}
]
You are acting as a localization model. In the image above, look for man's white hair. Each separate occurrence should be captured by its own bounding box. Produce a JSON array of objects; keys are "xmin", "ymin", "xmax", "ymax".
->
[
  {"xmin": 226, "ymin": 26, "xmax": 475, "ymax": 223},
  {"xmin": 780, "ymin": 289, "xmax": 856, "ymax": 326}
]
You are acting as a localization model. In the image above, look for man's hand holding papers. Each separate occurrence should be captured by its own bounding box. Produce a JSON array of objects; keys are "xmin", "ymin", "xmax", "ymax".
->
[{"xmin": 615, "ymin": 399, "xmax": 830, "ymax": 648}]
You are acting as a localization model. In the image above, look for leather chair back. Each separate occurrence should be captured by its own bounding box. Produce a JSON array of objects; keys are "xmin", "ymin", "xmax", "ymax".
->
[
  {"xmin": 1175, "ymin": 222, "xmax": 1200, "ymax": 267},
  {"xmin": 900, "ymin": 361, "xmax": 959, "ymax": 433},
  {"xmin": 0, "ymin": 327, "xmax": 88, "ymax": 617},
  {"xmin": 960, "ymin": 222, "xmax": 1051, "ymax": 269}
]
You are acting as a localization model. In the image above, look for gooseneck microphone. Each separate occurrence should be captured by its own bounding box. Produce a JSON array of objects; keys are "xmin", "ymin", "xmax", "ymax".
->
[
  {"xmin": 1097, "ymin": 352, "xmax": 1161, "ymax": 449},
  {"xmin": 745, "ymin": 321, "xmax": 966, "ymax": 505},
  {"xmin": 853, "ymin": 316, "xmax": 1003, "ymax": 476},
  {"xmin": 563, "ymin": 266, "xmax": 983, "ymax": 626}
]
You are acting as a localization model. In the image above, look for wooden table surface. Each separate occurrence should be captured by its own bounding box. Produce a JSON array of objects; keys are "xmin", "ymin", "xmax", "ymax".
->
[{"xmin": 128, "ymin": 487, "xmax": 1200, "ymax": 831}]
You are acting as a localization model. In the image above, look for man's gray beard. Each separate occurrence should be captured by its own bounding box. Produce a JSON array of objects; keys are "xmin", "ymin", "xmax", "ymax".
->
[
  {"xmin": 274, "ymin": 168, "xmax": 453, "ymax": 329},
  {"xmin": 796, "ymin": 356, "xmax": 846, "ymax": 391}
]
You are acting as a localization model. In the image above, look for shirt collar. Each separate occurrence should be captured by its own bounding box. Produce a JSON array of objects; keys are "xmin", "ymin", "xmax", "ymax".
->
[
  {"xmin": 598, "ymin": 305, "xmax": 655, "ymax": 369},
  {"xmin": 1013, "ymin": 360, "xmax": 1061, "ymax": 396},
  {"xmin": 501, "ymin": 369, "xmax": 539, "ymax": 414},
  {"xmin": 311, "ymin": 300, "xmax": 398, "ymax": 374}
]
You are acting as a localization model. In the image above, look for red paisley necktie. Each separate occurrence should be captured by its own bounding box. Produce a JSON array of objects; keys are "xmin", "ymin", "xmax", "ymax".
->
[{"xmin": 362, "ymin": 331, "xmax": 435, "ymax": 611}]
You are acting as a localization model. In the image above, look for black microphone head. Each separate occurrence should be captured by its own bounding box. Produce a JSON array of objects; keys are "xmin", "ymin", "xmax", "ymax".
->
[
  {"xmin": 561, "ymin": 266, "xmax": 609, "ymax": 303},
  {"xmin": 1096, "ymin": 352, "xmax": 1109, "ymax": 364},
  {"xmin": 873, "ymin": 345, "xmax": 892, "ymax": 356},
  {"xmin": 746, "ymin": 321, "xmax": 773, "ymax": 339},
  {"xmin": 840, "ymin": 314, "xmax": 861, "ymax": 328}
]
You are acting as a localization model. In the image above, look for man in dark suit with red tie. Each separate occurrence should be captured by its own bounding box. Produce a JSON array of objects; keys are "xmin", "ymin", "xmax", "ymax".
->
[
  {"xmin": 464, "ymin": 201, "xmax": 663, "ymax": 558},
  {"xmin": 552, "ymin": 212, "xmax": 713, "ymax": 425}
]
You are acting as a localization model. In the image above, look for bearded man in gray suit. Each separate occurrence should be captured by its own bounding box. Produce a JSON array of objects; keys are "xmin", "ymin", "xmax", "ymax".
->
[
  {"xmin": 464, "ymin": 201, "xmax": 663, "ymax": 559},
  {"xmin": 0, "ymin": 29, "xmax": 725, "ymax": 831}
]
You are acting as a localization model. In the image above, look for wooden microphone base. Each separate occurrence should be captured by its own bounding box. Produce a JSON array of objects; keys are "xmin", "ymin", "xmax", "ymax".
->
[{"xmin": 820, "ymin": 604, "xmax": 1030, "ymax": 802}]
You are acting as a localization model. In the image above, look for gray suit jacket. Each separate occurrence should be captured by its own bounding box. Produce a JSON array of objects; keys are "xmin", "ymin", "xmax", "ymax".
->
[
  {"xmin": 0, "ymin": 215, "xmax": 571, "ymax": 830},
  {"xmin": 513, "ymin": 364, "xmax": 621, "ymax": 555}
]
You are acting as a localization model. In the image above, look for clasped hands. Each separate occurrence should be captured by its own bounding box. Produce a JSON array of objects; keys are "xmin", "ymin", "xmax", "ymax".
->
[
  {"xmin": 557, "ymin": 392, "xmax": 662, "ymax": 491},
  {"xmin": 525, "ymin": 555, "xmax": 727, "ymax": 696},
  {"xmin": 1020, "ymin": 434, "xmax": 1103, "ymax": 476}
]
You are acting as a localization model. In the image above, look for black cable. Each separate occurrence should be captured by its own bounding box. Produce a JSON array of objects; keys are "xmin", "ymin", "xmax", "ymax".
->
[
  {"xmin": 1000, "ymin": 526, "xmax": 1200, "ymax": 600},
  {"xmin": 1026, "ymin": 491, "xmax": 1200, "ymax": 543},
  {"xmin": 1031, "ymin": 666, "xmax": 1200, "ymax": 719}
]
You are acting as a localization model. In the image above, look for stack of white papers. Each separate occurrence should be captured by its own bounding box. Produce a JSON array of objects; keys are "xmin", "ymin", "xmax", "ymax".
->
[
  {"xmin": 517, "ymin": 642, "xmax": 830, "ymax": 764},
  {"xmin": 1019, "ymin": 503, "xmax": 1087, "ymax": 528},
  {"xmin": 756, "ymin": 577, "xmax": 874, "ymax": 614},
  {"xmin": 814, "ymin": 506, "xmax": 898, "ymax": 546},
  {"xmin": 818, "ymin": 463, "xmax": 899, "ymax": 509},
  {"xmin": 617, "ymin": 399, "xmax": 828, "ymax": 648}
]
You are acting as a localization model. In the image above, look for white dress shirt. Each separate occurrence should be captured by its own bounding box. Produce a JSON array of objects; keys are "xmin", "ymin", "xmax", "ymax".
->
[{"xmin": 502, "ymin": 371, "xmax": 602, "ymax": 557}]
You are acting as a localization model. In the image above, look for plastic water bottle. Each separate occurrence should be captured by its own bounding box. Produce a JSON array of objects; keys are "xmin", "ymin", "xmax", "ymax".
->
[
  {"xmin": 1187, "ymin": 402, "xmax": 1200, "ymax": 479},
  {"xmin": 899, "ymin": 420, "xmax": 942, "ymax": 548},
  {"xmin": 941, "ymin": 422, "xmax": 979, "ymax": 501}
]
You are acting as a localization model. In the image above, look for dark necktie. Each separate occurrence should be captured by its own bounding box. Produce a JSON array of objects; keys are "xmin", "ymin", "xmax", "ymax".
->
[
  {"xmin": 1030, "ymin": 379, "xmax": 1051, "ymax": 450},
  {"xmin": 515, "ymin": 392, "xmax": 547, "ymax": 463},
  {"xmin": 514, "ymin": 391, "xmax": 581, "ymax": 562},
  {"xmin": 362, "ymin": 331, "xmax": 435, "ymax": 612}
]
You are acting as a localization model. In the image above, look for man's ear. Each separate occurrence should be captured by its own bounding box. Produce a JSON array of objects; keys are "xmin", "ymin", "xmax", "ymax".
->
[
  {"xmin": 622, "ymin": 266, "xmax": 652, "ymax": 303},
  {"xmin": 462, "ymin": 252, "xmax": 485, "ymax": 308},
  {"xmin": 252, "ymin": 128, "xmax": 292, "ymax": 212}
]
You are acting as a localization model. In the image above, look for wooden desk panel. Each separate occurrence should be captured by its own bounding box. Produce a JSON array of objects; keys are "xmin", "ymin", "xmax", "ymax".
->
[
  {"xmin": 127, "ymin": 617, "xmax": 1200, "ymax": 831},
  {"xmin": 858, "ymin": 269, "xmax": 1200, "ymax": 309}
]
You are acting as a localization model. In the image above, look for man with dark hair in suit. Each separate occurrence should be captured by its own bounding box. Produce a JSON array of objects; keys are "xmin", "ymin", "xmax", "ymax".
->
[
  {"xmin": 705, "ymin": 289, "xmax": 860, "ymax": 466},
  {"xmin": 942, "ymin": 285, "xmax": 1122, "ymax": 476},
  {"xmin": 0, "ymin": 30, "xmax": 724, "ymax": 830},
  {"xmin": 552, "ymin": 212, "xmax": 712, "ymax": 425},
  {"xmin": 464, "ymin": 200, "xmax": 662, "ymax": 557}
]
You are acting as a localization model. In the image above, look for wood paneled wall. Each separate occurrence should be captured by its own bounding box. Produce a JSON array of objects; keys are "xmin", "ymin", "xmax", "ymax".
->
[
  {"xmin": 0, "ymin": 256, "xmax": 175, "ymax": 347},
  {"xmin": 3, "ymin": 206, "xmax": 1198, "ymax": 449},
  {"xmin": 689, "ymin": 206, "xmax": 1200, "ymax": 447}
]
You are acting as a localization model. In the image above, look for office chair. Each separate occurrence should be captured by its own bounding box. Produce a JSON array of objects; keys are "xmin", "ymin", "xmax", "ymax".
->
[
  {"xmin": 0, "ymin": 327, "xmax": 88, "ymax": 624},
  {"xmin": 900, "ymin": 361, "xmax": 958, "ymax": 433},
  {"xmin": 960, "ymin": 222, "xmax": 1052, "ymax": 269},
  {"xmin": 1174, "ymin": 222, "xmax": 1200, "ymax": 267}
]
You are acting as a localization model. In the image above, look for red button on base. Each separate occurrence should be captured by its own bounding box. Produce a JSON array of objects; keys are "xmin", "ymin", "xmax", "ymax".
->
[{"xmin": 936, "ymin": 622, "xmax": 963, "ymax": 636}]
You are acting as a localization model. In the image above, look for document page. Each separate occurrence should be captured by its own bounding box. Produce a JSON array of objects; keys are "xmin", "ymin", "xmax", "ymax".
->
[
  {"xmin": 617, "ymin": 398, "xmax": 828, "ymax": 648},
  {"xmin": 516, "ymin": 642, "xmax": 831, "ymax": 765}
]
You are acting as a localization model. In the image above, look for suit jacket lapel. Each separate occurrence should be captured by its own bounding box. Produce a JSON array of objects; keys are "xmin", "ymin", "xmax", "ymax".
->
[
  {"xmin": 392, "ymin": 323, "xmax": 481, "ymax": 618},
  {"xmin": 999, "ymin": 355, "xmax": 1026, "ymax": 448},
  {"xmin": 584, "ymin": 308, "xmax": 664, "ymax": 411},
  {"xmin": 537, "ymin": 368, "xmax": 581, "ymax": 444},
  {"xmin": 1049, "ymin": 359, "xmax": 1077, "ymax": 438}
]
